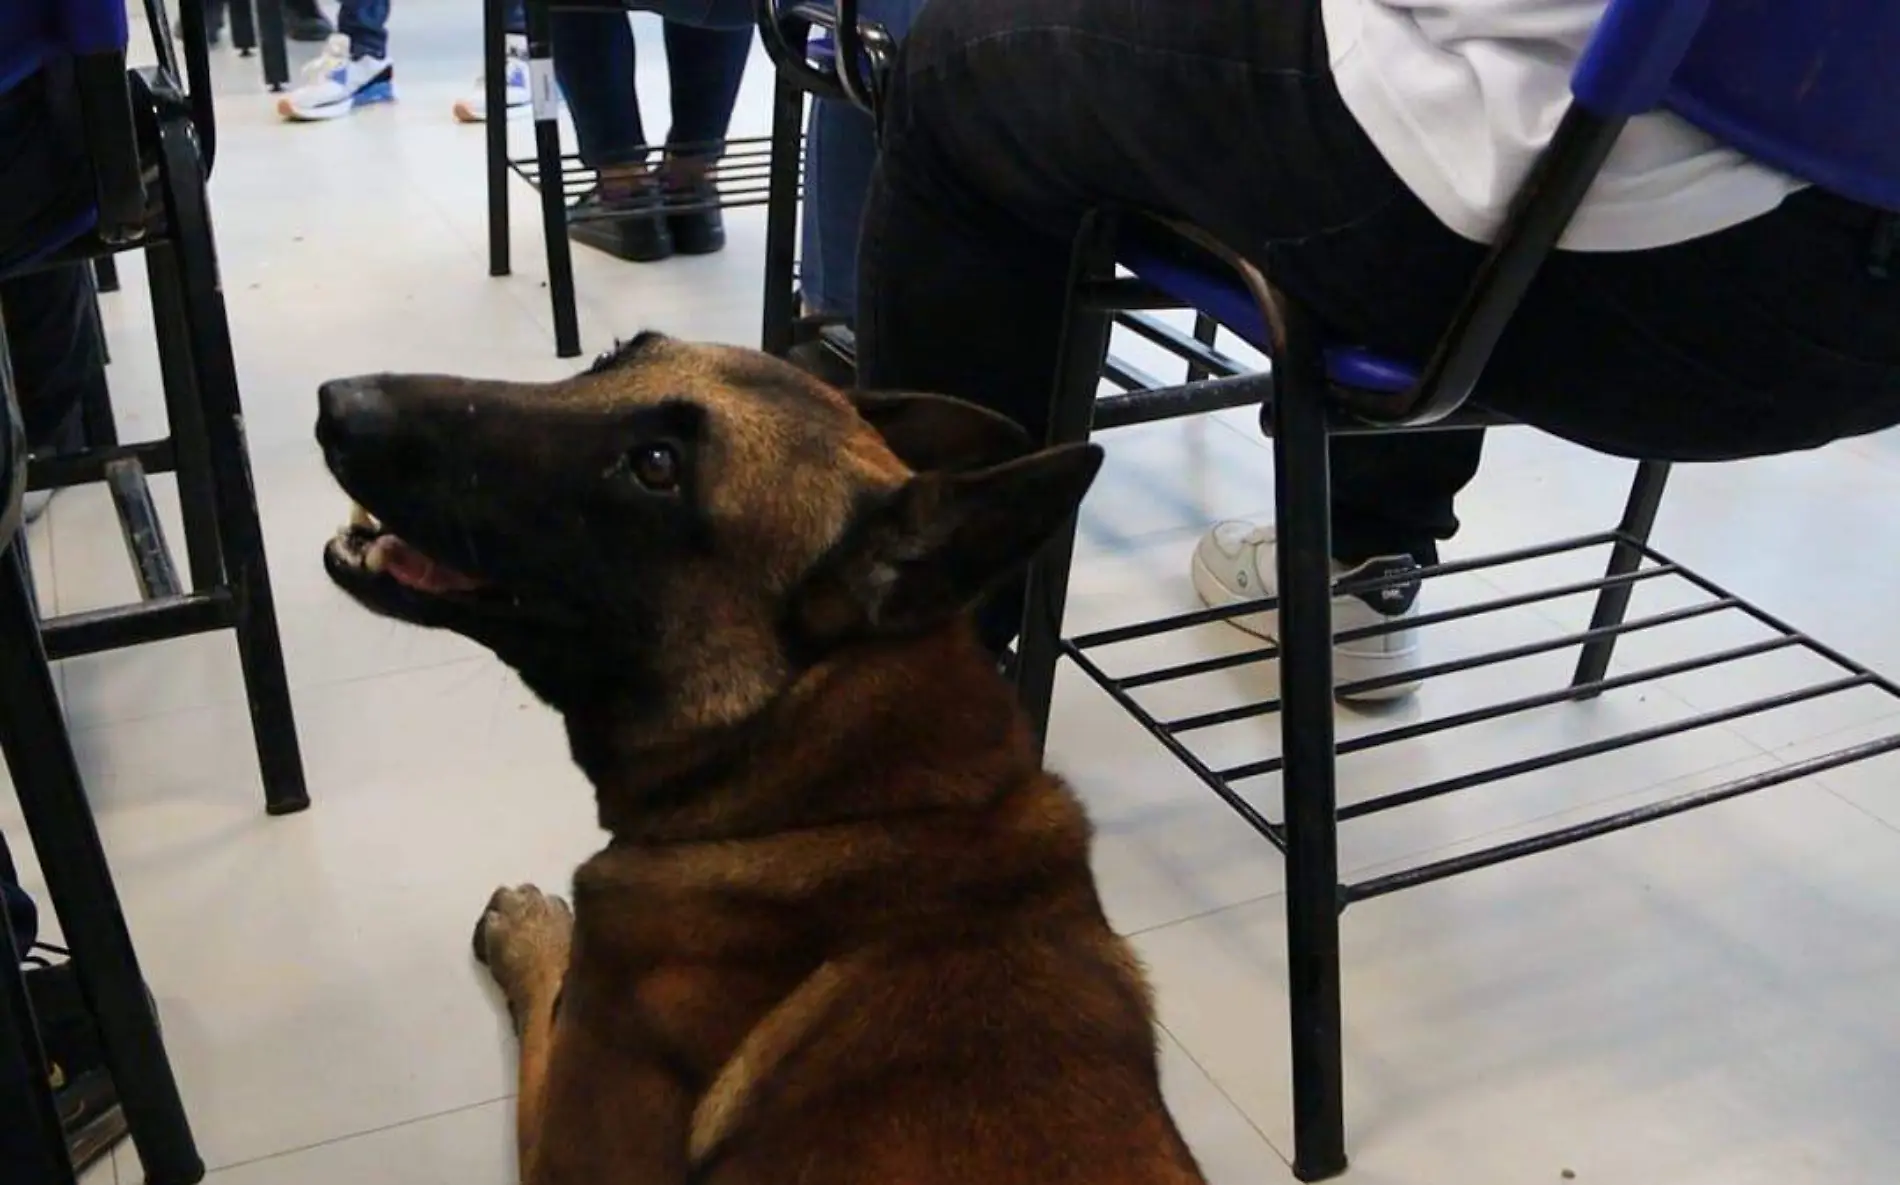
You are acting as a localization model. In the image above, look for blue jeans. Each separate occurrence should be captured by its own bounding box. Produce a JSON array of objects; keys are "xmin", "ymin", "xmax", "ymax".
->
[
  {"xmin": 798, "ymin": 0, "xmax": 925, "ymax": 320},
  {"xmin": 552, "ymin": 3, "xmax": 755, "ymax": 171},
  {"xmin": 334, "ymin": 0, "xmax": 492, "ymax": 61}
]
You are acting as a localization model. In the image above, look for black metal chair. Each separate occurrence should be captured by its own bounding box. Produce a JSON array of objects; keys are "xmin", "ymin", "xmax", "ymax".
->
[
  {"xmin": 6, "ymin": 0, "xmax": 309, "ymax": 817},
  {"xmin": 1010, "ymin": 2, "xmax": 1900, "ymax": 1179},
  {"xmin": 482, "ymin": 0, "xmax": 821, "ymax": 359},
  {"xmin": 2, "ymin": 158, "xmax": 204, "ymax": 1185},
  {"xmin": 2, "ymin": 453, "xmax": 205, "ymax": 1185}
]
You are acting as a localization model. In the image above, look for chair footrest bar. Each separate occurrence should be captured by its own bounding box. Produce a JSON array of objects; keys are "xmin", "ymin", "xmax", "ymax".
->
[
  {"xmin": 1122, "ymin": 563, "xmax": 1681, "ymax": 691},
  {"xmin": 505, "ymin": 135, "xmax": 796, "ymax": 215},
  {"xmin": 1055, "ymin": 534, "xmax": 1900, "ymax": 899},
  {"xmin": 1072, "ymin": 529, "xmax": 1622, "ymax": 649},
  {"xmin": 1339, "ymin": 673, "xmax": 1869, "ymax": 818},
  {"xmin": 1342, "ymin": 730, "xmax": 1900, "ymax": 905},
  {"xmin": 104, "ymin": 458, "xmax": 182, "ymax": 601},
  {"xmin": 41, "ymin": 590, "xmax": 234, "ymax": 660},
  {"xmin": 27, "ymin": 441, "xmax": 177, "ymax": 491},
  {"xmin": 1220, "ymin": 634, "xmax": 1804, "ymax": 784},
  {"xmin": 1165, "ymin": 596, "xmax": 1740, "ymax": 735}
]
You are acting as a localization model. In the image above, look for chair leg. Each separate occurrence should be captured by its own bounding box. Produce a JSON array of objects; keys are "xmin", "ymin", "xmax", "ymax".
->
[
  {"xmin": 1015, "ymin": 212, "xmax": 1119, "ymax": 752},
  {"xmin": 144, "ymin": 245, "xmax": 224, "ymax": 594},
  {"xmin": 484, "ymin": 0, "xmax": 512, "ymax": 278},
  {"xmin": 1185, "ymin": 311, "xmax": 1219, "ymax": 383},
  {"xmin": 0, "ymin": 542, "xmax": 206, "ymax": 1185},
  {"xmin": 760, "ymin": 73, "xmax": 806, "ymax": 358},
  {"xmin": 154, "ymin": 117, "xmax": 310, "ymax": 816},
  {"xmin": 527, "ymin": 0, "xmax": 581, "ymax": 359},
  {"xmin": 1570, "ymin": 459, "xmax": 1672, "ymax": 694},
  {"xmin": 92, "ymin": 255, "xmax": 120, "ymax": 295},
  {"xmin": 253, "ymin": 0, "xmax": 291, "ymax": 91},
  {"xmin": 227, "ymin": 0, "xmax": 257, "ymax": 55},
  {"xmin": 80, "ymin": 274, "xmax": 118, "ymax": 447},
  {"xmin": 1271, "ymin": 300, "xmax": 1349, "ymax": 1182}
]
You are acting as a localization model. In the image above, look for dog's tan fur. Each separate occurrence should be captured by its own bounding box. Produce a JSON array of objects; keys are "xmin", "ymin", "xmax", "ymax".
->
[{"xmin": 324, "ymin": 337, "xmax": 1206, "ymax": 1185}]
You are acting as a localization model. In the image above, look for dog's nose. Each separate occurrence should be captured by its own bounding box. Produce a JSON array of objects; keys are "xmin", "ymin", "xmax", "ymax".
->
[{"xmin": 318, "ymin": 377, "xmax": 399, "ymax": 444}]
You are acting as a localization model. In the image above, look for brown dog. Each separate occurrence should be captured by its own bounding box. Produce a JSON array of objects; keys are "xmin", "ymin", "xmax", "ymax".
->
[{"xmin": 315, "ymin": 333, "xmax": 1208, "ymax": 1185}]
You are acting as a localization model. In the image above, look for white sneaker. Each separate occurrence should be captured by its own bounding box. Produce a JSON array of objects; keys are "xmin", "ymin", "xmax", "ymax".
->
[
  {"xmin": 1190, "ymin": 520, "xmax": 1424, "ymax": 702},
  {"xmin": 452, "ymin": 35, "xmax": 530, "ymax": 123},
  {"xmin": 276, "ymin": 35, "xmax": 396, "ymax": 121}
]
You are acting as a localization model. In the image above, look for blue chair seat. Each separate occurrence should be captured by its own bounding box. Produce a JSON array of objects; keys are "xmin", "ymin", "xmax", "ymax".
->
[{"xmin": 1119, "ymin": 238, "xmax": 1420, "ymax": 395}]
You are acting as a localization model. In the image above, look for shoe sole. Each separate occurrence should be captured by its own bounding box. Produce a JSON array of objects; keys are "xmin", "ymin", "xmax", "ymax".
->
[
  {"xmin": 277, "ymin": 79, "xmax": 396, "ymax": 122},
  {"xmin": 566, "ymin": 217, "xmax": 673, "ymax": 263},
  {"xmin": 452, "ymin": 98, "xmax": 530, "ymax": 124},
  {"xmin": 1189, "ymin": 548, "xmax": 1422, "ymax": 703}
]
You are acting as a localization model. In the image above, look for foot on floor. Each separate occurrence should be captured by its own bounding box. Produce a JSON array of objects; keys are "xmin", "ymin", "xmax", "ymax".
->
[
  {"xmin": 277, "ymin": 36, "xmax": 395, "ymax": 122},
  {"xmin": 1191, "ymin": 519, "xmax": 1424, "ymax": 702}
]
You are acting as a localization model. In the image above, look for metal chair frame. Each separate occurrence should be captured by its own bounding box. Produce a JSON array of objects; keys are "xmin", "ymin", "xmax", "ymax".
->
[{"xmin": 1010, "ymin": 16, "xmax": 1900, "ymax": 1181}]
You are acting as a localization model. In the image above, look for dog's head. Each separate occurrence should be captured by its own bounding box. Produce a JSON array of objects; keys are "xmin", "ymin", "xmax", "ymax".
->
[{"xmin": 317, "ymin": 332, "xmax": 1101, "ymax": 737}]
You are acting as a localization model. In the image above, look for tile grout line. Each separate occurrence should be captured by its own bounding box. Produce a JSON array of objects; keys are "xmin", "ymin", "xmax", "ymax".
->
[
  {"xmin": 196, "ymin": 1093, "xmax": 516, "ymax": 1178},
  {"xmin": 1156, "ymin": 1016, "xmax": 1298, "ymax": 1171}
]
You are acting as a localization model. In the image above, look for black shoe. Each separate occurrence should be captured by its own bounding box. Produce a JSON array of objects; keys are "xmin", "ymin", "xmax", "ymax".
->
[
  {"xmin": 567, "ymin": 188, "xmax": 673, "ymax": 263},
  {"xmin": 285, "ymin": 0, "xmax": 335, "ymax": 42},
  {"xmin": 662, "ymin": 179, "xmax": 725, "ymax": 256},
  {"xmin": 23, "ymin": 958, "xmax": 129, "ymax": 1173},
  {"xmin": 786, "ymin": 337, "xmax": 857, "ymax": 388}
]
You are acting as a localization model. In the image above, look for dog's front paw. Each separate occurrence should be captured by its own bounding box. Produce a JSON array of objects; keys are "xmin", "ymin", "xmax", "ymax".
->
[{"xmin": 472, "ymin": 884, "xmax": 573, "ymax": 1001}]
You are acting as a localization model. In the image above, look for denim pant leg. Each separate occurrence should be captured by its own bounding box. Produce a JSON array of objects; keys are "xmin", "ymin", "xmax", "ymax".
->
[
  {"xmin": 799, "ymin": 0, "xmax": 925, "ymax": 319},
  {"xmin": 661, "ymin": 21, "xmax": 755, "ymax": 160},
  {"xmin": 552, "ymin": 12, "xmax": 648, "ymax": 170},
  {"xmin": 0, "ymin": 65, "xmax": 102, "ymax": 457},
  {"xmin": 336, "ymin": 0, "xmax": 391, "ymax": 59}
]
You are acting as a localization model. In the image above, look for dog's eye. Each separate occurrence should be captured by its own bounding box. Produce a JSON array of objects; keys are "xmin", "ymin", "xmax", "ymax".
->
[{"xmin": 628, "ymin": 443, "xmax": 681, "ymax": 492}]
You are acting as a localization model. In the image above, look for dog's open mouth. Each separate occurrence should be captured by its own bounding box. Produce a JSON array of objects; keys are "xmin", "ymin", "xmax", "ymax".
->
[{"xmin": 327, "ymin": 504, "xmax": 488, "ymax": 597}]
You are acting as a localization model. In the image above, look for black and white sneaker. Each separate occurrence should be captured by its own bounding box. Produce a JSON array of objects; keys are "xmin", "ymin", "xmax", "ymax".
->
[{"xmin": 1190, "ymin": 520, "xmax": 1423, "ymax": 702}]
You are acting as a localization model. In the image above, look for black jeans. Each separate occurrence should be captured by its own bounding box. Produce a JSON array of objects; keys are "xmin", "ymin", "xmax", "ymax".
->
[
  {"xmin": 858, "ymin": 0, "xmax": 1900, "ymax": 574},
  {"xmin": 1, "ymin": 62, "xmax": 104, "ymax": 456}
]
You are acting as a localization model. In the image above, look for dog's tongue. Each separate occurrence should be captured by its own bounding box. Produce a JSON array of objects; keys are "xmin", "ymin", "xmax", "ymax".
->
[{"xmin": 371, "ymin": 535, "xmax": 486, "ymax": 594}]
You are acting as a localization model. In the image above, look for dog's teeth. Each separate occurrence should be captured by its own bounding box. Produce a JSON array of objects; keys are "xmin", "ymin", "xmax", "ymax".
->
[
  {"xmin": 349, "ymin": 503, "xmax": 378, "ymax": 531},
  {"xmin": 364, "ymin": 537, "xmax": 390, "ymax": 573}
]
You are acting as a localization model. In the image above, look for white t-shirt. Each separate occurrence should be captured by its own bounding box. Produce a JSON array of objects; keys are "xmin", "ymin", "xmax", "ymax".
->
[{"xmin": 1321, "ymin": 0, "xmax": 1807, "ymax": 251}]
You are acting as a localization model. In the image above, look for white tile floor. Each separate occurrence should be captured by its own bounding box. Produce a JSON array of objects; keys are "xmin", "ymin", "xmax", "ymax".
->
[{"xmin": 8, "ymin": 3, "xmax": 1900, "ymax": 1181}]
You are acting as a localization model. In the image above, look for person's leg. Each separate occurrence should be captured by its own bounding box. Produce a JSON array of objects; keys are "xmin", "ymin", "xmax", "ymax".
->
[
  {"xmin": 283, "ymin": 0, "xmax": 335, "ymax": 42},
  {"xmin": 658, "ymin": 22, "xmax": 752, "ymax": 162},
  {"xmin": 857, "ymin": 0, "xmax": 1482, "ymax": 656},
  {"xmin": 0, "ymin": 64, "xmax": 104, "ymax": 523},
  {"xmin": 335, "ymin": 0, "xmax": 390, "ymax": 60},
  {"xmin": 1328, "ymin": 431, "xmax": 1482, "ymax": 568},
  {"xmin": 0, "ymin": 268, "xmax": 99, "ymax": 458},
  {"xmin": 654, "ymin": 21, "xmax": 754, "ymax": 254},
  {"xmin": 799, "ymin": 0, "xmax": 926, "ymax": 321},
  {"xmin": 552, "ymin": 13, "xmax": 676, "ymax": 260}
]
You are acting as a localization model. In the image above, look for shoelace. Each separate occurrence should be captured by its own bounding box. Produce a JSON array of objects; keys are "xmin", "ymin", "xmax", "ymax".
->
[{"xmin": 300, "ymin": 34, "xmax": 353, "ymax": 83}]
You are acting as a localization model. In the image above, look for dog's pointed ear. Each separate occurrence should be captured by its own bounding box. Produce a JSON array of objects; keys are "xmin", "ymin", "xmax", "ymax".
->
[
  {"xmin": 850, "ymin": 391, "xmax": 1034, "ymax": 473},
  {"xmin": 790, "ymin": 443, "xmax": 1105, "ymax": 647}
]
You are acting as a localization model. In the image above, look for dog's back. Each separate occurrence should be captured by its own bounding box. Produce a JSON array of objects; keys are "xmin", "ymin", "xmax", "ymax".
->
[{"xmin": 558, "ymin": 628, "xmax": 1207, "ymax": 1185}]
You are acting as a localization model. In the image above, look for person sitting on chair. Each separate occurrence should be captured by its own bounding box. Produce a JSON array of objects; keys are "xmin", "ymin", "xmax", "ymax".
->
[{"xmin": 853, "ymin": 0, "xmax": 1900, "ymax": 699}]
